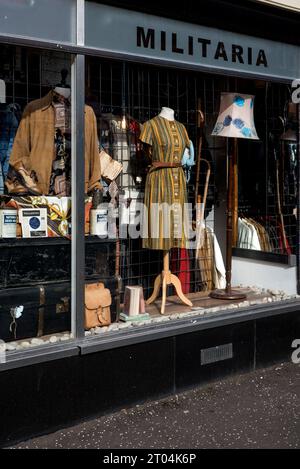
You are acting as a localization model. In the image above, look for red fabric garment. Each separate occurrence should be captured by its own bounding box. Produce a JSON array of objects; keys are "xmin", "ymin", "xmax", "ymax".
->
[
  {"xmin": 170, "ymin": 248, "xmax": 190, "ymax": 294},
  {"xmin": 128, "ymin": 118, "xmax": 142, "ymax": 158}
]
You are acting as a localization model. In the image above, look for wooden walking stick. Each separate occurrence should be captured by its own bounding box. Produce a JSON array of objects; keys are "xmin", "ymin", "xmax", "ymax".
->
[
  {"xmin": 232, "ymin": 143, "xmax": 238, "ymax": 247},
  {"xmin": 196, "ymin": 159, "xmax": 211, "ymax": 250},
  {"xmin": 195, "ymin": 98, "xmax": 205, "ymax": 208},
  {"xmin": 196, "ymin": 159, "xmax": 211, "ymax": 237},
  {"xmin": 195, "ymin": 159, "xmax": 211, "ymax": 290},
  {"xmin": 275, "ymin": 151, "xmax": 289, "ymax": 253}
]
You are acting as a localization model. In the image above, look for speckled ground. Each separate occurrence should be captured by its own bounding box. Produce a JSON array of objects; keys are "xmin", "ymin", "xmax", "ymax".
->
[{"xmin": 10, "ymin": 362, "xmax": 300, "ymax": 449}]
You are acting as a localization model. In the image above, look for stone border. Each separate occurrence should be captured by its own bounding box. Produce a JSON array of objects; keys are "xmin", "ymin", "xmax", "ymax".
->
[{"xmin": 4, "ymin": 288, "xmax": 300, "ymax": 350}]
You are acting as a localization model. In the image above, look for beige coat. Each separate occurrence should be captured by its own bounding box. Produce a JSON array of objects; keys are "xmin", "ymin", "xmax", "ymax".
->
[{"xmin": 8, "ymin": 91, "xmax": 101, "ymax": 194}]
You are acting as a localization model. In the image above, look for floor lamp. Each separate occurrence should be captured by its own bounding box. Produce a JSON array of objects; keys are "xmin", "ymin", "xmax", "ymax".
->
[{"xmin": 210, "ymin": 92, "xmax": 259, "ymax": 300}]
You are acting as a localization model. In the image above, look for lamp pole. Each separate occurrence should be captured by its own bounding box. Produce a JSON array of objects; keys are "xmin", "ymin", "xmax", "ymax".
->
[{"xmin": 210, "ymin": 138, "xmax": 246, "ymax": 300}]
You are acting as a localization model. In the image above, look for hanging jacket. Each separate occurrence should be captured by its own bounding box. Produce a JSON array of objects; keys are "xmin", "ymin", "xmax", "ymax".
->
[{"xmin": 7, "ymin": 90, "xmax": 101, "ymax": 195}]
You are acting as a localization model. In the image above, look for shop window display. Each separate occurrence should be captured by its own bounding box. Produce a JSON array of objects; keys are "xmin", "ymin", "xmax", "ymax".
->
[
  {"xmin": 0, "ymin": 46, "xmax": 77, "ymax": 351},
  {"xmin": 237, "ymin": 84, "xmax": 298, "ymax": 257},
  {"xmin": 0, "ymin": 46, "xmax": 299, "ymax": 354},
  {"xmin": 83, "ymin": 58, "xmax": 299, "ymax": 339}
]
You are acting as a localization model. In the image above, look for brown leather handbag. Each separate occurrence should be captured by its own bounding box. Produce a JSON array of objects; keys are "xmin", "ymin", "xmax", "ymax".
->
[{"xmin": 84, "ymin": 282, "xmax": 112, "ymax": 329}]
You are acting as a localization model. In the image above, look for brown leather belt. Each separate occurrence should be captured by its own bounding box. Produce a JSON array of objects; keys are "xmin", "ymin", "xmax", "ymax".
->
[{"xmin": 151, "ymin": 162, "xmax": 182, "ymax": 169}]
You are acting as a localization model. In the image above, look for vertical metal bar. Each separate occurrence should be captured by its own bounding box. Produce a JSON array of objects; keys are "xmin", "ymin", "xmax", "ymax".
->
[
  {"xmin": 26, "ymin": 50, "xmax": 29, "ymax": 104},
  {"xmin": 138, "ymin": 68, "xmax": 141, "ymax": 121},
  {"xmin": 110, "ymin": 63, "xmax": 113, "ymax": 113},
  {"xmin": 265, "ymin": 82, "xmax": 269, "ymax": 222},
  {"xmin": 39, "ymin": 53, "xmax": 42, "ymax": 98},
  {"xmin": 99, "ymin": 61, "xmax": 102, "ymax": 111},
  {"xmin": 157, "ymin": 70, "xmax": 160, "ymax": 112},
  {"xmin": 12, "ymin": 46, "xmax": 15, "ymax": 103},
  {"xmin": 70, "ymin": 0, "xmax": 85, "ymax": 339},
  {"xmin": 167, "ymin": 71, "xmax": 170, "ymax": 107},
  {"xmin": 147, "ymin": 69, "xmax": 151, "ymax": 119},
  {"xmin": 176, "ymin": 72, "xmax": 179, "ymax": 120},
  {"xmin": 77, "ymin": 0, "xmax": 85, "ymax": 47},
  {"xmin": 71, "ymin": 53, "xmax": 85, "ymax": 339},
  {"xmin": 297, "ymin": 103, "xmax": 300, "ymax": 294}
]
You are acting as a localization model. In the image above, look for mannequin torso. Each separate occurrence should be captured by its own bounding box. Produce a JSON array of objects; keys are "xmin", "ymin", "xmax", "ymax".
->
[{"xmin": 158, "ymin": 107, "xmax": 175, "ymax": 121}]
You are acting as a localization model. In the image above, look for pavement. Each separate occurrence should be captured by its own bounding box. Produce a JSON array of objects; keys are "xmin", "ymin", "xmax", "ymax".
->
[{"xmin": 10, "ymin": 362, "xmax": 300, "ymax": 449}]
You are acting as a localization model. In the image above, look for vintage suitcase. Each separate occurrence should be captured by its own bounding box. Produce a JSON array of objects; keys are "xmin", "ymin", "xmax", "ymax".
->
[
  {"xmin": 0, "ymin": 282, "xmax": 71, "ymax": 342},
  {"xmin": 0, "ymin": 277, "xmax": 121, "ymax": 342}
]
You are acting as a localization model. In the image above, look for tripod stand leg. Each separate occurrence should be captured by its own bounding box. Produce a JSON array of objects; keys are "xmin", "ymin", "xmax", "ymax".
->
[
  {"xmin": 171, "ymin": 273, "xmax": 193, "ymax": 307},
  {"xmin": 161, "ymin": 273, "xmax": 168, "ymax": 315},
  {"xmin": 146, "ymin": 273, "xmax": 162, "ymax": 305}
]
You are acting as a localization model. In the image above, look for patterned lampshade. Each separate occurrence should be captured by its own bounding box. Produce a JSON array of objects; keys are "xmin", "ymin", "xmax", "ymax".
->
[{"xmin": 212, "ymin": 92, "xmax": 259, "ymax": 140}]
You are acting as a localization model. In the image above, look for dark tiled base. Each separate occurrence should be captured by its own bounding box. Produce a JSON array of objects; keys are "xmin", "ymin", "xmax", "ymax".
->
[
  {"xmin": 256, "ymin": 311, "xmax": 300, "ymax": 367},
  {"xmin": 175, "ymin": 322, "xmax": 255, "ymax": 390},
  {"xmin": 0, "ymin": 310, "xmax": 299, "ymax": 446}
]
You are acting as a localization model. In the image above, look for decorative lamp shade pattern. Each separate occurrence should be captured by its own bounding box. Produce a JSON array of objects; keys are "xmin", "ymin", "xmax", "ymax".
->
[{"xmin": 212, "ymin": 92, "xmax": 259, "ymax": 140}]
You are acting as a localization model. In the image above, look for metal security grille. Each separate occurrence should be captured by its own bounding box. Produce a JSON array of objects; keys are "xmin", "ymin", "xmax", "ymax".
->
[
  {"xmin": 86, "ymin": 57, "xmax": 299, "ymax": 302},
  {"xmin": 238, "ymin": 82, "xmax": 299, "ymax": 255},
  {"xmin": 0, "ymin": 44, "xmax": 297, "ymax": 302},
  {"xmin": 86, "ymin": 58, "xmax": 224, "ymax": 300}
]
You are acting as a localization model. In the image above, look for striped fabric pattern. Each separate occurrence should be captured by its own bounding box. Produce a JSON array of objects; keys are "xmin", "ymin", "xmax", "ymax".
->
[{"xmin": 140, "ymin": 116, "xmax": 190, "ymax": 250}]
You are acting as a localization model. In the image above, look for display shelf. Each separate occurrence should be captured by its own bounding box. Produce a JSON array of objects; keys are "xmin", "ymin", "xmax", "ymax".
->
[
  {"xmin": 233, "ymin": 247, "xmax": 297, "ymax": 267},
  {"xmin": 0, "ymin": 236, "xmax": 117, "ymax": 248}
]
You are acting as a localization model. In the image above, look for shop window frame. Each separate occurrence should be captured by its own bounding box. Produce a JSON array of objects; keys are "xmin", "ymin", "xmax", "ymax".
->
[{"xmin": 0, "ymin": 0, "xmax": 300, "ymax": 371}]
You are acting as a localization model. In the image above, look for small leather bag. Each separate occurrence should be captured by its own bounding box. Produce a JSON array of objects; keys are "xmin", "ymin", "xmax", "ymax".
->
[{"xmin": 84, "ymin": 282, "xmax": 112, "ymax": 329}]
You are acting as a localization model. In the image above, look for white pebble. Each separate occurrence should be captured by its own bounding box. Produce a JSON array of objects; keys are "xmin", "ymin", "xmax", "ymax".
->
[
  {"xmin": 49, "ymin": 336, "xmax": 58, "ymax": 343},
  {"xmin": 178, "ymin": 313, "xmax": 188, "ymax": 318},
  {"xmin": 20, "ymin": 341, "xmax": 31, "ymax": 348},
  {"xmin": 108, "ymin": 324, "xmax": 119, "ymax": 331},
  {"xmin": 31, "ymin": 338, "xmax": 44, "ymax": 346},
  {"xmin": 60, "ymin": 334, "xmax": 70, "ymax": 341},
  {"xmin": 6, "ymin": 342, "xmax": 17, "ymax": 351},
  {"xmin": 118, "ymin": 323, "xmax": 131, "ymax": 329}
]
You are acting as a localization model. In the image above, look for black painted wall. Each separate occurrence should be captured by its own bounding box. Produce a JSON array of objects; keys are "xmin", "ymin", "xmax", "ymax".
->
[{"xmin": 0, "ymin": 311, "xmax": 299, "ymax": 447}]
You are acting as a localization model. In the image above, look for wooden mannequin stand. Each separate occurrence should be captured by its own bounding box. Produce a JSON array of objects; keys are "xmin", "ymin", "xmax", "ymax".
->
[{"xmin": 146, "ymin": 250, "xmax": 193, "ymax": 315}]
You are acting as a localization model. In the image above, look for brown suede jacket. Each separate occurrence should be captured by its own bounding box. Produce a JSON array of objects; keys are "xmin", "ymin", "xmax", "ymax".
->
[{"xmin": 8, "ymin": 91, "xmax": 101, "ymax": 194}]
